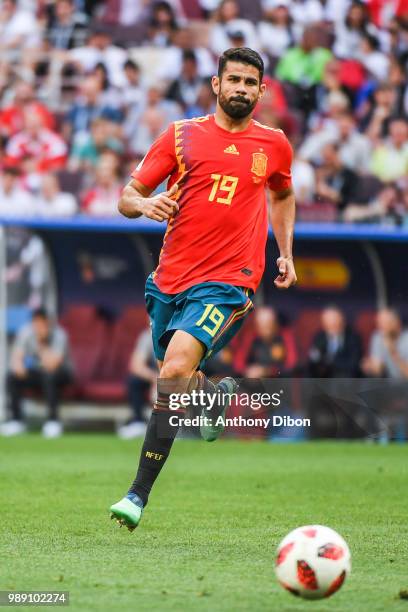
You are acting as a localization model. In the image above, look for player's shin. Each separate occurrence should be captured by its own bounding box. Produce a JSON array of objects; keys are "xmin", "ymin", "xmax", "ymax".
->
[{"xmin": 127, "ymin": 382, "xmax": 184, "ymax": 506}]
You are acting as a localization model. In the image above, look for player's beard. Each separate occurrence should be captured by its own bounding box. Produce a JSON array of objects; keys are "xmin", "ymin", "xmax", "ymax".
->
[{"xmin": 218, "ymin": 91, "xmax": 257, "ymax": 119}]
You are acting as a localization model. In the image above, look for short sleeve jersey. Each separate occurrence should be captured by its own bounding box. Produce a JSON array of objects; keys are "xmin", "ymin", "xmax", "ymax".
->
[{"xmin": 131, "ymin": 114, "xmax": 292, "ymax": 294}]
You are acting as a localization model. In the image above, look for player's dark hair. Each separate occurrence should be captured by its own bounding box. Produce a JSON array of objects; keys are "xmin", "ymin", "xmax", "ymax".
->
[
  {"xmin": 32, "ymin": 307, "xmax": 49, "ymax": 321},
  {"xmin": 218, "ymin": 47, "xmax": 264, "ymax": 82}
]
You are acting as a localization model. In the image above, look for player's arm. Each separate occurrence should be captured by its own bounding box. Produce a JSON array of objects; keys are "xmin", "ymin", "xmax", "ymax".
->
[
  {"xmin": 269, "ymin": 187, "xmax": 297, "ymax": 289},
  {"xmin": 118, "ymin": 179, "xmax": 179, "ymax": 222},
  {"xmin": 119, "ymin": 123, "xmax": 179, "ymax": 222}
]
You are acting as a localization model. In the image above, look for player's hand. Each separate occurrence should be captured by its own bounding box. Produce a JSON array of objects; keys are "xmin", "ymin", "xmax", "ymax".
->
[
  {"xmin": 140, "ymin": 183, "xmax": 179, "ymax": 222},
  {"xmin": 274, "ymin": 256, "xmax": 297, "ymax": 290}
]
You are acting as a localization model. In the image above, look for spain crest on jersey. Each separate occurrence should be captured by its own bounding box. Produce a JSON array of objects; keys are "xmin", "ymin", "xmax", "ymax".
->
[{"xmin": 251, "ymin": 152, "xmax": 268, "ymax": 177}]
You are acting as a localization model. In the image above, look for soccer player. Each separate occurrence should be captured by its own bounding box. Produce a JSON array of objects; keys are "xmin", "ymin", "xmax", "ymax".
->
[{"xmin": 110, "ymin": 47, "xmax": 297, "ymax": 531}]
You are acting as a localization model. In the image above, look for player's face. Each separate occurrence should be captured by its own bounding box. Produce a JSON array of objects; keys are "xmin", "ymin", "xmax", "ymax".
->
[{"xmin": 213, "ymin": 61, "xmax": 265, "ymax": 120}]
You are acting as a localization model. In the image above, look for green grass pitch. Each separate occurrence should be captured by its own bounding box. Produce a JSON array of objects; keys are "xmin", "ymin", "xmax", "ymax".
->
[{"xmin": 1, "ymin": 436, "xmax": 408, "ymax": 611}]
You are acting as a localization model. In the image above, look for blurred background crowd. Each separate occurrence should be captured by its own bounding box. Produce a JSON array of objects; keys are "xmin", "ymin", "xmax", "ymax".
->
[{"xmin": 0, "ymin": 0, "xmax": 407, "ymax": 224}]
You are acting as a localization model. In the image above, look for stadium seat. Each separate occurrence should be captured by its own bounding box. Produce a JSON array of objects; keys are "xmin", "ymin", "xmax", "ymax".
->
[
  {"xmin": 80, "ymin": 305, "xmax": 148, "ymax": 403},
  {"xmin": 60, "ymin": 305, "xmax": 109, "ymax": 394},
  {"xmin": 100, "ymin": 305, "xmax": 148, "ymax": 380},
  {"xmin": 60, "ymin": 304, "xmax": 100, "ymax": 329}
]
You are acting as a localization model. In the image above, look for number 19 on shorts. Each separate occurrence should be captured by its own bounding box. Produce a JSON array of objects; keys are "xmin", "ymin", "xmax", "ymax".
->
[{"xmin": 196, "ymin": 304, "xmax": 225, "ymax": 337}]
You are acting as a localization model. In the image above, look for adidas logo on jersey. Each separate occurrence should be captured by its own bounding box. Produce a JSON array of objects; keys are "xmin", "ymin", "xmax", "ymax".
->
[{"xmin": 224, "ymin": 144, "xmax": 239, "ymax": 155}]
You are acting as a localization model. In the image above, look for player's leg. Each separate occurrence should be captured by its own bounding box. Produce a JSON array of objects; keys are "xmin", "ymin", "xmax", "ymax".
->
[
  {"xmin": 40, "ymin": 368, "xmax": 71, "ymax": 438},
  {"xmin": 172, "ymin": 283, "xmax": 254, "ymax": 442},
  {"xmin": 0, "ymin": 372, "xmax": 32, "ymax": 436},
  {"xmin": 110, "ymin": 330, "xmax": 204, "ymax": 530},
  {"xmin": 127, "ymin": 330, "xmax": 204, "ymax": 492},
  {"xmin": 110, "ymin": 274, "xmax": 176, "ymax": 529}
]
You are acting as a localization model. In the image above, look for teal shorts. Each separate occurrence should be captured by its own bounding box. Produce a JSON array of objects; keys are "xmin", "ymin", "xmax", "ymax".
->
[{"xmin": 145, "ymin": 274, "xmax": 254, "ymax": 368}]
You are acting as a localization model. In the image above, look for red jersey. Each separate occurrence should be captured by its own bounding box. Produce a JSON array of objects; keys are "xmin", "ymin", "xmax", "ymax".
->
[
  {"xmin": 131, "ymin": 114, "xmax": 292, "ymax": 294},
  {"xmin": 5, "ymin": 128, "xmax": 67, "ymax": 173}
]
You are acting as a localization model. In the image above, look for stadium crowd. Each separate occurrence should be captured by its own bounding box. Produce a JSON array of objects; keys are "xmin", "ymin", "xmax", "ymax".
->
[{"xmin": 0, "ymin": 0, "xmax": 407, "ymax": 223}]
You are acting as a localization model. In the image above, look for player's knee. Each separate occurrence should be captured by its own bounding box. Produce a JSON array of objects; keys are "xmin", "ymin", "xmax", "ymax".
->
[{"xmin": 159, "ymin": 357, "xmax": 195, "ymax": 380}]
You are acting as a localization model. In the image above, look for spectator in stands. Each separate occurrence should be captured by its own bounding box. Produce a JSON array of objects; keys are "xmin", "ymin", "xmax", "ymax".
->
[
  {"xmin": 122, "ymin": 59, "xmax": 144, "ymax": 110},
  {"xmin": 45, "ymin": 0, "xmax": 88, "ymax": 51},
  {"xmin": 389, "ymin": 58, "xmax": 408, "ymax": 117},
  {"xmin": 0, "ymin": 0, "xmax": 40, "ymax": 60},
  {"xmin": 275, "ymin": 25, "xmax": 332, "ymax": 117},
  {"xmin": 0, "ymin": 80, "xmax": 55, "ymax": 139},
  {"xmin": 333, "ymin": 1, "xmax": 377, "ymax": 59},
  {"xmin": 276, "ymin": 25, "xmax": 332, "ymax": 88},
  {"xmin": 209, "ymin": 0, "xmax": 259, "ymax": 56},
  {"xmin": 288, "ymin": 0, "xmax": 327, "ymax": 33},
  {"xmin": 126, "ymin": 85, "xmax": 182, "ymax": 155},
  {"xmin": 65, "ymin": 76, "xmax": 123, "ymax": 139},
  {"xmin": 335, "ymin": 112, "xmax": 372, "ymax": 173},
  {"xmin": 357, "ymin": 33, "xmax": 389, "ymax": 81},
  {"xmin": 81, "ymin": 151, "xmax": 121, "ymax": 216},
  {"xmin": 308, "ymin": 305, "xmax": 362, "ymax": 377},
  {"xmin": 0, "ymin": 166, "xmax": 33, "ymax": 217},
  {"xmin": 254, "ymin": 75, "xmax": 289, "ymax": 123},
  {"xmin": 184, "ymin": 78, "xmax": 216, "ymax": 118},
  {"xmin": 117, "ymin": 328, "xmax": 156, "ymax": 439},
  {"xmin": 146, "ymin": 1, "xmax": 178, "ymax": 47},
  {"xmin": 312, "ymin": 58, "xmax": 352, "ymax": 121},
  {"xmin": 166, "ymin": 50, "xmax": 204, "ymax": 112},
  {"xmin": 245, "ymin": 307, "xmax": 290, "ymax": 378},
  {"xmin": 1, "ymin": 308, "xmax": 73, "ymax": 438},
  {"xmin": 68, "ymin": 25, "xmax": 128, "ymax": 88},
  {"xmin": 370, "ymin": 117, "xmax": 408, "ymax": 183},
  {"xmin": 343, "ymin": 184, "xmax": 405, "ymax": 224},
  {"xmin": 69, "ymin": 117, "xmax": 123, "ymax": 170},
  {"xmin": 360, "ymin": 82, "xmax": 399, "ymax": 138},
  {"xmin": 155, "ymin": 25, "xmax": 216, "ymax": 81},
  {"xmin": 35, "ymin": 173, "xmax": 77, "ymax": 217},
  {"xmin": 362, "ymin": 308, "xmax": 408, "ymax": 378},
  {"xmin": 315, "ymin": 142, "xmax": 359, "ymax": 212},
  {"xmin": 291, "ymin": 154, "xmax": 316, "ymax": 203},
  {"xmin": 100, "ymin": 0, "xmax": 149, "ymax": 27},
  {"xmin": 92, "ymin": 61, "xmax": 123, "ymax": 110},
  {"xmin": 132, "ymin": 105, "xmax": 168, "ymax": 156},
  {"xmin": 5, "ymin": 108, "xmax": 68, "ymax": 178},
  {"xmin": 258, "ymin": 0, "xmax": 295, "ymax": 60},
  {"xmin": 301, "ymin": 110, "xmax": 371, "ymax": 172}
]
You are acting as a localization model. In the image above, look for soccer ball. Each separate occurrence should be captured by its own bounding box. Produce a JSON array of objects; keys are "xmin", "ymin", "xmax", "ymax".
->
[{"xmin": 275, "ymin": 525, "xmax": 351, "ymax": 599}]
